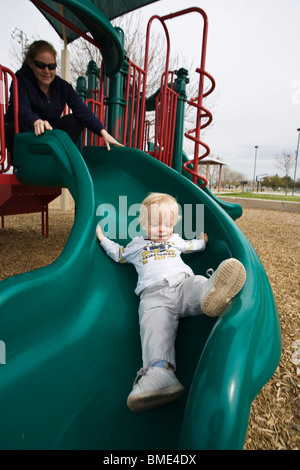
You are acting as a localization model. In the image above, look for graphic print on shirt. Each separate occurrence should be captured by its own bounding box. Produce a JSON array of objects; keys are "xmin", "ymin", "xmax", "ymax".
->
[{"xmin": 140, "ymin": 241, "xmax": 176, "ymax": 265}]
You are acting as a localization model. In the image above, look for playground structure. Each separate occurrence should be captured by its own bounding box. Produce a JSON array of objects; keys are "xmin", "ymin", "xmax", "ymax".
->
[{"xmin": 0, "ymin": 0, "xmax": 281, "ymax": 450}]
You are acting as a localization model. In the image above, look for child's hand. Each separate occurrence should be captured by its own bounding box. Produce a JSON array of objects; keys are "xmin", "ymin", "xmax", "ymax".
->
[
  {"xmin": 96, "ymin": 225, "xmax": 105, "ymax": 242},
  {"xmin": 199, "ymin": 232, "xmax": 208, "ymax": 243}
]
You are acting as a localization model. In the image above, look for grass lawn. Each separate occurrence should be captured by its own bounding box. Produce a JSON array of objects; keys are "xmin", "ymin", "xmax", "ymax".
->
[{"xmin": 219, "ymin": 192, "xmax": 300, "ymax": 202}]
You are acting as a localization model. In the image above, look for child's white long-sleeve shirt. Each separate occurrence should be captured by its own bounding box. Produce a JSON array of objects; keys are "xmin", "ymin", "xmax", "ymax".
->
[{"xmin": 100, "ymin": 233, "xmax": 206, "ymax": 295}]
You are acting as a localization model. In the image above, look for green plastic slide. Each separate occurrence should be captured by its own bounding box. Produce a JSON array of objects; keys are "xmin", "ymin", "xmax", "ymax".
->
[{"xmin": 0, "ymin": 130, "xmax": 281, "ymax": 449}]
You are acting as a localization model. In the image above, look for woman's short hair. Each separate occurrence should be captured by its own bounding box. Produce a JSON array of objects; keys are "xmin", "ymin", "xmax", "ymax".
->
[{"xmin": 24, "ymin": 40, "xmax": 57, "ymax": 64}]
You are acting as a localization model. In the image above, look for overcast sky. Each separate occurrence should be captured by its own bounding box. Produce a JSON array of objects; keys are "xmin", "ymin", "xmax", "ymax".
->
[{"xmin": 1, "ymin": 0, "xmax": 300, "ymax": 180}]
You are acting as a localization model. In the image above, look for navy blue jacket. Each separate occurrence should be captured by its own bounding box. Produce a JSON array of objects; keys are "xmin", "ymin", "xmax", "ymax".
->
[{"xmin": 6, "ymin": 63, "xmax": 104, "ymax": 134}]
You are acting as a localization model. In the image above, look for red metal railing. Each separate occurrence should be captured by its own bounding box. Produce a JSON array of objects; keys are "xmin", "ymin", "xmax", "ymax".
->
[
  {"xmin": 183, "ymin": 67, "xmax": 215, "ymax": 188},
  {"xmin": 159, "ymin": 7, "xmax": 215, "ymax": 188},
  {"xmin": 123, "ymin": 59, "xmax": 146, "ymax": 149},
  {"xmin": 0, "ymin": 65, "xmax": 19, "ymax": 173},
  {"xmin": 149, "ymin": 71, "xmax": 178, "ymax": 167},
  {"xmin": 81, "ymin": 98, "xmax": 105, "ymax": 147},
  {"xmin": 76, "ymin": 6, "xmax": 215, "ymax": 189},
  {"xmin": 80, "ymin": 60, "xmax": 147, "ymax": 150},
  {"xmin": 141, "ymin": 14, "xmax": 177, "ymax": 165}
]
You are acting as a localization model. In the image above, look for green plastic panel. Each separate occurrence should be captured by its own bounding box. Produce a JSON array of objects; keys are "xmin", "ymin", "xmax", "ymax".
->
[{"xmin": 0, "ymin": 131, "xmax": 281, "ymax": 449}]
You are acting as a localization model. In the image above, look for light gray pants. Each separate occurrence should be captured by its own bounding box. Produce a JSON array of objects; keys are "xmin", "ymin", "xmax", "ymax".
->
[{"xmin": 138, "ymin": 272, "xmax": 207, "ymax": 369}]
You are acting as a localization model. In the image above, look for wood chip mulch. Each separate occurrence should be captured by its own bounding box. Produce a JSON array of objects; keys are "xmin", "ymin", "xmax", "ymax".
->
[{"xmin": 236, "ymin": 209, "xmax": 300, "ymax": 450}]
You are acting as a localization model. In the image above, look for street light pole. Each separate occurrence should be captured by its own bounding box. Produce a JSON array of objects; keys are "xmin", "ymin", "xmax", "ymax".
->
[
  {"xmin": 252, "ymin": 145, "xmax": 258, "ymax": 191},
  {"xmin": 292, "ymin": 128, "xmax": 300, "ymax": 196}
]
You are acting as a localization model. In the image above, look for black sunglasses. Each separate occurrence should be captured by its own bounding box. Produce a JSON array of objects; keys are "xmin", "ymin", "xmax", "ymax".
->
[{"xmin": 33, "ymin": 60, "xmax": 57, "ymax": 70}]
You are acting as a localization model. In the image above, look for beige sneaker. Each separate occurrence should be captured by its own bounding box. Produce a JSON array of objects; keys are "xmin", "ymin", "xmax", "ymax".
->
[
  {"xmin": 201, "ymin": 258, "xmax": 246, "ymax": 317},
  {"xmin": 127, "ymin": 367, "xmax": 185, "ymax": 412}
]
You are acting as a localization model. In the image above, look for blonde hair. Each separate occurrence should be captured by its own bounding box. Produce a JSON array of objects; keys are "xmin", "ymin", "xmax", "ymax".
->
[{"xmin": 139, "ymin": 192, "xmax": 180, "ymax": 228}]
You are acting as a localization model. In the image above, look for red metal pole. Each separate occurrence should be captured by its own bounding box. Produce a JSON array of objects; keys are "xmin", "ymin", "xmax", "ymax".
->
[
  {"xmin": 0, "ymin": 67, "xmax": 6, "ymax": 167},
  {"xmin": 160, "ymin": 8, "xmax": 214, "ymax": 187},
  {"xmin": 140, "ymin": 15, "xmax": 171, "ymax": 151},
  {"xmin": 0, "ymin": 65, "xmax": 19, "ymax": 172},
  {"xmin": 142, "ymin": 8, "xmax": 215, "ymax": 187}
]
